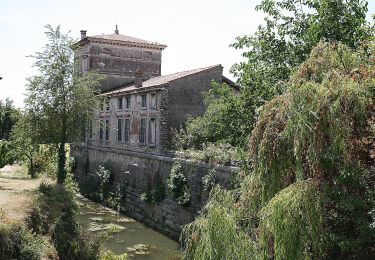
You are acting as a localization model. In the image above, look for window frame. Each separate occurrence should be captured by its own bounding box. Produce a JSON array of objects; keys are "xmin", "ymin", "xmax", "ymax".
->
[
  {"xmin": 117, "ymin": 118, "xmax": 123, "ymax": 141},
  {"xmin": 125, "ymin": 95, "xmax": 131, "ymax": 110},
  {"xmin": 150, "ymin": 92, "xmax": 157, "ymax": 109},
  {"xmin": 148, "ymin": 117, "xmax": 156, "ymax": 146},
  {"xmin": 124, "ymin": 118, "xmax": 130, "ymax": 143},
  {"xmin": 118, "ymin": 97, "xmax": 123, "ymax": 110},
  {"xmin": 105, "ymin": 118, "xmax": 110, "ymax": 141},
  {"xmin": 141, "ymin": 94, "xmax": 147, "ymax": 109},
  {"xmin": 139, "ymin": 117, "xmax": 146, "ymax": 144},
  {"xmin": 99, "ymin": 119, "xmax": 104, "ymax": 140}
]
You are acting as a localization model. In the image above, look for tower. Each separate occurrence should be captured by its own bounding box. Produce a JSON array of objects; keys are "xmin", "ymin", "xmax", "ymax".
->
[{"xmin": 74, "ymin": 26, "xmax": 167, "ymax": 92}]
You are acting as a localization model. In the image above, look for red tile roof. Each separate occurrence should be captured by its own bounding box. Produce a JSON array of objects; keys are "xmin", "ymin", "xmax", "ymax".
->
[
  {"xmin": 102, "ymin": 64, "xmax": 223, "ymax": 95},
  {"xmin": 76, "ymin": 33, "xmax": 167, "ymax": 50}
]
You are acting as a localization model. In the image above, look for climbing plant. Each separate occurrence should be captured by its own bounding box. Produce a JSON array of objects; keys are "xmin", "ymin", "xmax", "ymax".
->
[{"xmin": 167, "ymin": 162, "xmax": 191, "ymax": 205}]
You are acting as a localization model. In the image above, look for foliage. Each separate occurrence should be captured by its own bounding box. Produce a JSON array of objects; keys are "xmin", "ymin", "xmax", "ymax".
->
[
  {"xmin": 201, "ymin": 169, "xmax": 217, "ymax": 192},
  {"xmin": 153, "ymin": 181, "xmax": 166, "ymax": 202},
  {"xmin": 231, "ymin": 0, "xmax": 372, "ymax": 89},
  {"xmin": 0, "ymin": 98, "xmax": 19, "ymax": 141},
  {"xmin": 24, "ymin": 24, "xmax": 102, "ymax": 183},
  {"xmin": 140, "ymin": 181, "xmax": 166, "ymax": 204},
  {"xmin": 182, "ymin": 42, "xmax": 375, "ymax": 259},
  {"xmin": 175, "ymin": 142, "xmax": 244, "ymax": 167},
  {"xmin": 181, "ymin": 187, "xmax": 255, "ymax": 259},
  {"xmin": 177, "ymin": 0, "xmax": 373, "ymax": 151},
  {"xmin": 27, "ymin": 175, "xmax": 107, "ymax": 259},
  {"xmin": 140, "ymin": 192, "xmax": 153, "ymax": 203},
  {"xmin": 259, "ymin": 180, "xmax": 325, "ymax": 259},
  {"xmin": 78, "ymin": 164, "xmax": 127, "ymax": 211},
  {"xmin": 173, "ymin": 82, "xmax": 256, "ymax": 148},
  {"xmin": 167, "ymin": 162, "xmax": 191, "ymax": 205},
  {"xmin": 0, "ymin": 219, "xmax": 55, "ymax": 260},
  {"xmin": 9, "ymin": 114, "xmax": 41, "ymax": 178},
  {"xmin": 0, "ymin": 140, "xmax": 15, "ymax": 168},
  {"xmin": 100, "ymin": 250, "xmax": 127, "ymax": 260},
  {"xmin": 53, "ymin": 208, "xmax": 103, "ymax": 260}
]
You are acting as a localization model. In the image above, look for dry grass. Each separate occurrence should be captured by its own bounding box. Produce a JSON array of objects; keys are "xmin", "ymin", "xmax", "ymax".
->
[{"xmin": 0, "ymin": 165, "xmax": 46, "ymax": 221}]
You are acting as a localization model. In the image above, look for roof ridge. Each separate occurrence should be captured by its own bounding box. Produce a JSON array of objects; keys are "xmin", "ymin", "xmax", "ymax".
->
[{"xmin": 101, "ymin": 64, "xmax": 223, "ymax": 96}]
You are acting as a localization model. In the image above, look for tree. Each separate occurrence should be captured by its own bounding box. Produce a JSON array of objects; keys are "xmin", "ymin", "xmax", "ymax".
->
[
  {"xmin": 180, "ymin": 0, "xmax": 373, "ymax": 150},
  {"xmin": 0, "ymin": 98, "xmax": 19, "ymax": 140},
  {"xmin": 9, "ymin": 114, "xmax": 41, "ymax": 178},
  {"xmin": 231, "ymin": 0, "xmax": 372, "ymax": 89},
  {"xmin": 182, "ymin": 41, "xmax": 375, "ymax": 260},
  {"xmin": 177, "ymin": 82, "xmax": 256, "ymax": 149},
  {"xmin": 25, "ymin": 25, "xmax": 101, "ymax": 183}
]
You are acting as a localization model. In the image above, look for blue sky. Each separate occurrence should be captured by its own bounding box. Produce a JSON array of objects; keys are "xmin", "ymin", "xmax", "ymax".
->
[{"xmin": 0, "ymin": 0, "xmax": 374, "ymax": 107}]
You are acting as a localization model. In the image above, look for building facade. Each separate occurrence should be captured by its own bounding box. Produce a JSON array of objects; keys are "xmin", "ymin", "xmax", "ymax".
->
[
  {"xmin": 71, "ymin": 27, "xmax": 239, "ymax": 238},
  {"xmin": 74, "ymin": 27, "xmax": 237, "ymax": 154}
]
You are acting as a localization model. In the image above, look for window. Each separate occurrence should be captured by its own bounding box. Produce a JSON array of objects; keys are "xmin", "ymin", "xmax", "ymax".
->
[
  {"xmin": 88, "ymin": 121, "xmax": 92, "ymax": 139},
  {"xmin": 150, "ymin": 93, "xmax": 156, "ymax": 109},
  {"xmin": 149, "ymin": 118, "xmax": 156, "ymax": 145},
  {"xmin": 82, "ymin": 57, "xmax": 89, "ymax": 72},
  {"xmin": 99, "ymin": 120, "xmax": 104, "ymax": 140},
  {"xmin": 118, "ymin": 97, "xmax": 123, "ymax": 110},
  {"xmin": 105, "ymin": 99, "xmax": 110, "ymax": 111},
  {"xmin": 141, "ymin": 94, "xmax": 147, "ymax": 108},
  {"xmin": 105, "ymin": 119, "xmax": 110, "ymax": 141},
  {"xmin": 117, "ymin": 118, "xmax": 123, "ymax": 141},
  {"xmin": 124, "ymin": 118, "xmax": 130, "ymax": 143},
  {"xmin": 139, "ymin": 118, "xmax": 146, "ymax": 144},
  {"xmin": 125, "ymin": 96, "xmax": 131, "ymax": 109}
]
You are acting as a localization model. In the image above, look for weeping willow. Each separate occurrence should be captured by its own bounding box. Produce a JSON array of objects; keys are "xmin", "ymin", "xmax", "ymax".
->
[
  {"xmin": 181, "ymin": 187, "xmax": 255, "ymax": 260},
  {"xmin": 182, "ymin": 42, "xmax": 375, "ymax": 259}
]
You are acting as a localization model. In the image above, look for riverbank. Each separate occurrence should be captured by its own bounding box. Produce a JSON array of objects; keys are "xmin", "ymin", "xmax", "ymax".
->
[
  {"xmin": 0, "ymin": 165, "xmax": 181, "ymax": 259},
  {"xmin": 0, "ymin": 165, "xmax": 43, "ymax": 221}
]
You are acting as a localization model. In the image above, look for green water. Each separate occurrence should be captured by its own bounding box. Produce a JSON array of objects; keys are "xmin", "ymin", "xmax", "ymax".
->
[{"xmin": 76, "ymin": 195, "xmax": 181, "ymax": 260}]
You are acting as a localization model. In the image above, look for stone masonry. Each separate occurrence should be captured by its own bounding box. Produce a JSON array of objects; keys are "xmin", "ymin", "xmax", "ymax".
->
[{"xmin": 71, "ymin": 27, "xmax": 240, "ymax": 239}]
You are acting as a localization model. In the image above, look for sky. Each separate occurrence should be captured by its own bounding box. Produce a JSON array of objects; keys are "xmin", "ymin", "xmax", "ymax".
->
[{"xmin": 0, "ymin": 0, "xmax": 374, "ymax": 107}]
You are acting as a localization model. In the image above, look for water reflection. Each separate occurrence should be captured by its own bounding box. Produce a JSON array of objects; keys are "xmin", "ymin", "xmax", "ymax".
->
[{"xmin": 76, "ymin": 195, "xmax": 181, "ymax": 259}]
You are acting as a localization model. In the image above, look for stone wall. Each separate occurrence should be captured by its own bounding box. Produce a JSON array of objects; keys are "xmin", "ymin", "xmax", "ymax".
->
[
  {"xmin": 167, "ymin": 66, "xmax": 223, "ymax": 130},
  {"xmin": 71, "ymin": 144, "xmax": 238, "ymax": 240}
]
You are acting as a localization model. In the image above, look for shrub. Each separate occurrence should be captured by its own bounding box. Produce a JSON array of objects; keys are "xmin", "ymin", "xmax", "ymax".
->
[
  {"xmin": 53, "ymin": 209, "xmax": 102, "ymax": 260},
  {"xmin": 201, "ymin": 169, "xmax": 217, "ymax": 192},
  {"xmin": 0, "ymin": 220, "xmax": 54, "ymax": 260},
  {"xmin": 100, "ymin": 250, "xmax": 127, "ymax": 260},
  {"xmin": 27, "ymin": 174, "xmax": 108, "ymax": 260},
  {"xmin": 167, "ymin": 162, "xmax": 190, "ymax": 205},
  {"xmin": 176, "ymin": 142, "xmax": 244, "ymax": 167},
  {"xmin": 153, "ymin": 181, "xmax": 166, "ymax": 203}
]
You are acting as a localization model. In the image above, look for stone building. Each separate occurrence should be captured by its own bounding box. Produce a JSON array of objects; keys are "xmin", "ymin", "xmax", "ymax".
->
[
  {"xmin": 74, "ymin": 26, "xmax": 238, "ymax": 154},
  {"xmin": 71, "ymin": 27, "xmax": 239, "ymax": 238}
]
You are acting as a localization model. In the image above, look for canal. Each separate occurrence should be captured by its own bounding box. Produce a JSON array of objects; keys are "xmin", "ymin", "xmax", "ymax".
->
[{"xmin": 76, "ymin": 195, "xmax": 181, "ymax": 259}]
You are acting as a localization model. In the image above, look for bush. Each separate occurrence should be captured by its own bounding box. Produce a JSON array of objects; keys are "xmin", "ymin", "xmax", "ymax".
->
[
  {"xmin": 100, "ymin": 250, "xmax": 127, "ymax": 260},
  {"xmin": 176, "ymin": 142, "xmax": 244, "ymax": 167},
  {"xmin": 202, "ymin": 169, "xmax": 217, "ymax": 192},
  {"xmin": 0, "ymin": 140, "xmax": 15, "ymax": 168},
  {"xmin": 0, "ymin": 220, "xmax": 54, "ymax": 260},
  {"xmin": 27, "ymin": 174, "xmax": 107, "ymax": 260},
  {"xmin": 167, "ymin": 162, "xmax": 190, "ymax": 205},
  {"xmin": 53, "ymin": 209, "xmax": 102, "ymax": 260}
]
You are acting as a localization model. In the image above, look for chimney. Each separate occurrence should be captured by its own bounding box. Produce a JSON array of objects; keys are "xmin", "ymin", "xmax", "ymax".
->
[
  {"xmin": 80, "ymin": 30, "xmax": 87, "ymax": 40},
  {"xmin": 135, "ymin": 67, "xmax": 143, "ymax": 88}
]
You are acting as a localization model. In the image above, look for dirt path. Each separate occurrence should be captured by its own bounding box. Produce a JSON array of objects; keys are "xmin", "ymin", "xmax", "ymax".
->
[{"xmin": 0, "ymin": 166, "xmax": 44, "ymax": 221}]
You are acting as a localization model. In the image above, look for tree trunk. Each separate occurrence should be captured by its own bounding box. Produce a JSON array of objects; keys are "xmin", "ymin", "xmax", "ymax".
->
[
  {"xmin": 29, "ymin": 157, "xmax": 36, "ymax": 179},
  {"xmin": 57, "ymin": 142, "xmax": 66, "ymax": 184}
]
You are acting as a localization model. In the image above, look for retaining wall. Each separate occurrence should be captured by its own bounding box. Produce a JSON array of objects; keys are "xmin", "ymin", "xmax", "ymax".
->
[{"xmin": 71, "ymin": 144, "xmax": 239, "ymax": 240}]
